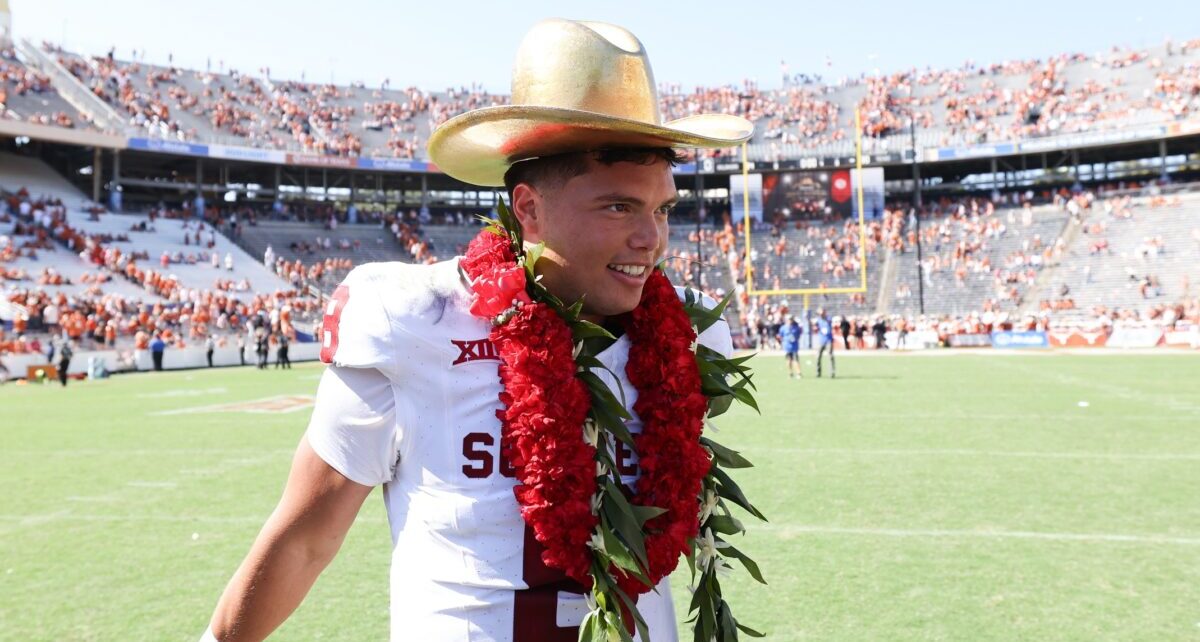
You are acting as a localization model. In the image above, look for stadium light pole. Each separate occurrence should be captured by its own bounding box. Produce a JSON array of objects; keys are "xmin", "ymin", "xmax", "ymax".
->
[{"xmin": 909, "ymin": 112, "xmax": 925, "ymax": 315}]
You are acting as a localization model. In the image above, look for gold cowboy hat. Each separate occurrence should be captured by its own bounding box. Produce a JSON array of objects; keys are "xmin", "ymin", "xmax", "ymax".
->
[{"xmin": 427, "ymin": 18, "xmax": 754, "ymax": 187}]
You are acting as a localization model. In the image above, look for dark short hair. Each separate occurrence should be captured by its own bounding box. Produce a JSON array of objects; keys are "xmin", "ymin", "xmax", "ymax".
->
[{"xmin": 503, "ymin": 147, "xmax": 682, "ymax": 204}]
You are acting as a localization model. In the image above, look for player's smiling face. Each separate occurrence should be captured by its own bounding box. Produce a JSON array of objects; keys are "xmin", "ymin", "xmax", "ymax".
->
[{"xmin": 511, "ymin": 157, "xmax": 677, "ymax": 322}]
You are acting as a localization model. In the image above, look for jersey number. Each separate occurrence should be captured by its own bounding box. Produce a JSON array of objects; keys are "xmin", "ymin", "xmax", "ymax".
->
[{"xmin": 319, "ymin": 285, "xmax": 349, "ymax": 363}]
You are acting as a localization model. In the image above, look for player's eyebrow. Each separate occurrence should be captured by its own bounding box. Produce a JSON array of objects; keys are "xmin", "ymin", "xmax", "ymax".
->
[{"xmin": 593, "ymin": 192, "xmax": 679, "ymax": 209}]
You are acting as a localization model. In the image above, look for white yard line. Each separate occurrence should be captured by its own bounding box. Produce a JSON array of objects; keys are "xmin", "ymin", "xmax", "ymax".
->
[
  {"xmin": 0, "ymin": 512, "xmax": 386, "ymax": 526},
  {"xmin": 749, "ymin": 447, "xmax": 1200, "ymax": 461},
  {"xmin": 149, "ymin": 394, "xmax": 315, "ymax": 416},
  {"xmin": 136, "ymin": 387, "xmax": 228, "ymax": 398},
  {"xmin": 2, "ymin": 448, "xmax": 294, "ymax": 457},
  {"xmin": 761, "ymin": 524, "xmax": 1200, "ymax": 546},
  {"xmin": 6, "ymin": 513, "xmax": 1196, "ymax": 546},
  {"xmin": 987, "ymin": 359, "xmax": 1200, "ymax": 415},
  {"xmin": 125, "ymin": 481, "xmax": 178, "ymax": 489}
]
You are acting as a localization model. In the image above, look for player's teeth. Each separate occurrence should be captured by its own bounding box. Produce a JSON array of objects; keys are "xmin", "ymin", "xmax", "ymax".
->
[{"xmin": 608, "ymin": 264, "xmax": 645, "ymax": 276}]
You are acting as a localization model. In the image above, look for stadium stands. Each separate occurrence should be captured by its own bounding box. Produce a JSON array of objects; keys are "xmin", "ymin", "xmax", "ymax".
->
[
  {"xmin": 0, "ymin": 47, "xmax": 89, "ymax": 130},
  {"xmin": 889, "ymin": 202, "xmax": 1072, "ymax": 316},
  {"xmin": 20, "ymin": 37, "xmax": 1200, "ymax": 160},
  {"xmin": 4, "ymin": 32, "xmax": 1200, "ymax": 367},
  {"xmin": 0, "ymin": 151, "xmax": 330, "ymax": 360},
  {"xmin": 1036, "ymin": 191, "xmax": 1200, "ymax": 323}
]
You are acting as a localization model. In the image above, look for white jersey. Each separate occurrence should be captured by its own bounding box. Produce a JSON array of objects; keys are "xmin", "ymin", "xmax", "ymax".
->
[{"xmin": 307, "ymin": 258, "xmax": 733, "ymax": 642}]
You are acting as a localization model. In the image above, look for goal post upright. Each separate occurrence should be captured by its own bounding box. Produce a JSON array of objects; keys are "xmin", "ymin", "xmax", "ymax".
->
[{"xmin": 742, "ymin": 109, "xmax": 871, "ymax": 298}]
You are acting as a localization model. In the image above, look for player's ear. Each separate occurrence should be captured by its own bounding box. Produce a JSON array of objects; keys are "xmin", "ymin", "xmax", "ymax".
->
[{"xmin": 510, "ymin": 183, "xmax": 544, "ymax": 242}]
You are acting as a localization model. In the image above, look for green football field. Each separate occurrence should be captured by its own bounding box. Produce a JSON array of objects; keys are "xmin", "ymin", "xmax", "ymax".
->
[{"xmin": 2, "ymin": 352, "xmax": 1198, "ymax": 641}]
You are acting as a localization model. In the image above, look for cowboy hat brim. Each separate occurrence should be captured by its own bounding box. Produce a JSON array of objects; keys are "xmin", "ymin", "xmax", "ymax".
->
[{"xmin": 427, "ymin": 105, "xmax": 754, "ymax": 187}]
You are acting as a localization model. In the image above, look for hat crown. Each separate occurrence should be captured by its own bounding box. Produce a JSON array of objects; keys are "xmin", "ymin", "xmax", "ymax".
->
[{"xmin": 511, "ymin": 19, "xmax": 661, "ymax": 126}]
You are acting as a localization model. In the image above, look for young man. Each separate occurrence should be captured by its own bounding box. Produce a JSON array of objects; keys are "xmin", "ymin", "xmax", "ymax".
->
[
  {"xmin": 815, "ymin": 307, "xmax": 836, "ymax": 378},
  {"xmin": 200, "ymin": 19, "xmax": 751, "ymax": 642},
  {"xmin": 778, "ymin": 315, "xmax": 802, "ymax": 378},
  {"xmin": 149, "ymin": 333, "xmax": 165, "ymax": 371}
]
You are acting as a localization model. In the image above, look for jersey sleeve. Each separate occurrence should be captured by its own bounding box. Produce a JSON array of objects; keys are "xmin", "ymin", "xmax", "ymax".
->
[
  {"xmin": 305, "ymin": 365, "xmax": 401, "ymax": 487},
  {"xmin": 319, "ymin": 265, "xmax": 396, "ymax": 378}
]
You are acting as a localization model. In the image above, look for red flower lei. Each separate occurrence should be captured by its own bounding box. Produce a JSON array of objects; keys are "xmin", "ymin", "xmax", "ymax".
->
[{"xmin": 460, "ymin": 228, "xmax": 710, "ymax": 595}]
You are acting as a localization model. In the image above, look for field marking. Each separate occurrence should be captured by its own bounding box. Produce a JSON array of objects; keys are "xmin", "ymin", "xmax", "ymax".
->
[
  {"xmin": 7, "ymin": 512, "xmax": 1199, "ymax": 547},
  {"xmin": 16, "ymin": 510, "xmax": 70, "ymax": 527},
  {"xmin": 762, "ymin": 524, "xmax": 1200, "ymax": 546},
  {"xmin": 754, "ymin": 411, "xmax": 1196, "ymax": 421},
  {"xmin": 748, "ymin": 447, "xmax": 1200, "ymax": 461},
  {"xmin": 126, "ymin": 481, "xmax": 178, "ymax": 489},
  {"xmin": 0, "ymin": 452, "xmax": 293, "ymax": 538},
  {"xmin": 987, "ymin": 359, "xmax": 1200, "ymax": 415},
  {"xmin": 1, "ymin": 448, "xmax": 295, "ymax": 457},
  {"xmin": 0, "ymin": 512, "xmax": 388, "ymax": 527},
  {"xmin": 137, "ymin": 387, "xmax": 228, "ymax": 398},
  {"xmin": 150, "ymin": 395, "xmax": 315, "ymax": 416}
]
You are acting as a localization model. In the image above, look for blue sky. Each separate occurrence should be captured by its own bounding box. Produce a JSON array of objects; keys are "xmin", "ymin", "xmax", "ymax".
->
[{"xmin": 12, "ymin": 0, "xmax": 1199, "ymax": 92}]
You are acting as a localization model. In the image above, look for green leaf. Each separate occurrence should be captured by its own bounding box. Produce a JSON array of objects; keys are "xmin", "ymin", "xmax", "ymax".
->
[
  {"xmin": 524, "ymin": 241, "xmax": 545, "ymax": 274},
  {"xmin": 574, "ymin": 354, "xmax": 606, "ymax": 372},
  {"xmin": 697, "ymin": 582, "xmax": 716, "ymax": 642},
  {"xmin": 720, "ymin": 542, "xmax": 767, "ymax": 585},
  {"xmin": 684, "ymin": 538, "xmax": 697, "ymax": 584},
  {"xmin": 572, "ymin": 320, "xmax": 617, "ymax": 340},
  {"xmin": 716, "ymin": 599, "xmax": 737, "ymax": 642},
  {"xmin": 707, "ymin": 394, "xmax": 734, "ymax": 418},
  {"xmin": 591, "ymin": 404, "xmax": 636, "ymax": 448},
  {"xmin": 613, "ymin": 619, "xmax": 634, "ymax": 642},
  {"xmin": 700, "ymin": 436, "xmax": 754, "ymax": 469},
  {"xmin": 611, "ymin": 583, "xmax": 651, "ymax": 642},
  {"xmin": 728, "ymin": 379, "xmax": 760, "ymax": 413},
  {"xmin": 735, "ymin": 622, "xmax": 766, "ymax": 638},
  {"xmin": 566, "ymin": 298, "xmax": 585, "ymax": 319},
  {"xmin": 629, "ymin": 504, "xmax": 667, "ymax": 524},
  {"xmin": 600, "ymin": 519, "xmax": 650, "ymax": 581},
  {"xmin": 495, "ymin": 194, "xmax": 521, "ymax": 245},
  {"xmin": 704, "ymin": 514, "xmax": 744, "ymax": 536},
  {"xmin": 578, "ymin": 371, "xmax": 632, "ymax": 421},
  {"xmin": 601, "ymin": 483, "xmax": 650, "ymax": 568},
  {"xmin": 711, "ymin": 467, "xmax": 767, "ymax": 522},
  {"xmin": 579, "ymin": 609, "xmax": 603, "ymax": 642}
]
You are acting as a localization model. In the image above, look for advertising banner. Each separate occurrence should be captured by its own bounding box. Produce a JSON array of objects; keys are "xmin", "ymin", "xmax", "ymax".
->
[
  {"xmin": 729, "ymin": 172, "xmax": 763, "ymax": 223},
  {"xmin": 128, "ymin": 137, "xmax": 209, "ymax": 156},
  {"xmin": 991, "ymin": 331, "xmax": 1049, "ymax": 349},
  {"xmin": 1047, "ymin": 330, "xmax": 1109, "ymax": 347},
  {"xmin": 948, "ymin": 333, "xmax": 992, "ymax": 348},
  {"xmin": 1106, "ymin": 327, "xmax": 1164, "ymax": 349}
]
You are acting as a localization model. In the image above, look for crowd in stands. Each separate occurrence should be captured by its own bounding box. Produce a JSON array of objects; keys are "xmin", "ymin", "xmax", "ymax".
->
[
  {"xmin": 1, "ymin": 187, "xmax": 325, "ymax": 358},
  {"xmin": 0, "ymin": 48, "xmax": 80, "ymax": 129},
  {"xmin": 47, "ymin": 44, "xmax": 509, "ymax": 159},
  {"xmin": 6, "ymin": 175, "xmax": 1199, "ymax": 361},
  {"xmin": 26, "ymin": 36, "xmax": 1200, "ymax": 159}
]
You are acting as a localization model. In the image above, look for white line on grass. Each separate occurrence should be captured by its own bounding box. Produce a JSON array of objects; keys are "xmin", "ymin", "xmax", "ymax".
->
[
  {"xmin": 749, "ymin": 447, "xmax": 1200, "ymax": 461},
  {"xmin": 1, "ymin": 448, "xmax": 295, "ymax": 457},
  {"xmin": 17, "ymin": 510, "xmax": 70, "ymax": 526},
  {"xmin": 761, "ymin": 524, "xmax": 1200, "ymax": 545},
  {"xmin": 136, "ymin": 387, "xmax": 228, "ymax": 398},
  {"xmin": 987, "ymin": 359, "xmax": 1200, "ymax": 415},
  {"xmin": 5, "ymin": 513, "xmax": 1198, "ymax": 546},
  {"xmin": 0, "ymin": 513, "xmax": 388, "ymax": 526},
  {"xmin": 126, "ymin": 481, "xmax": 178, "ymax": 489}
]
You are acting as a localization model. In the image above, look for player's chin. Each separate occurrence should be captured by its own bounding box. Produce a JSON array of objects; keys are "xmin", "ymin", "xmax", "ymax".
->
[{"xmin": 589, "ymin": 290, "xmax": 643, "ymax": 318}]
